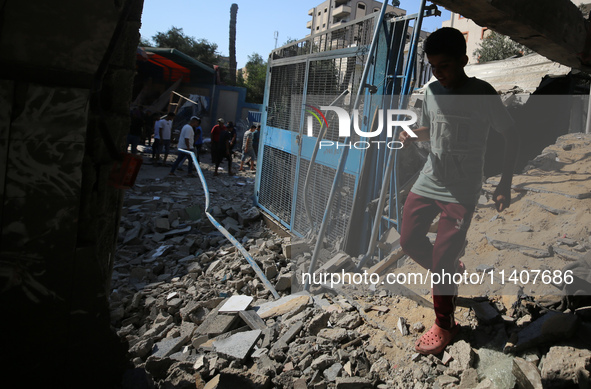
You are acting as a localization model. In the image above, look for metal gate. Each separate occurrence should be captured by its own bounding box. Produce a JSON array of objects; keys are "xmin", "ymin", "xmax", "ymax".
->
[{"xmin": 255, "ymin": 8, "xmax": 428, "ymax": 250}]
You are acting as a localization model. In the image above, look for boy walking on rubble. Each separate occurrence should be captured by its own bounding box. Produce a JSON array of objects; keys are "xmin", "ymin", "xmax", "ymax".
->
[{"xmin": 398, "ymin": 27, "xmax": 518, "ymax": 355}]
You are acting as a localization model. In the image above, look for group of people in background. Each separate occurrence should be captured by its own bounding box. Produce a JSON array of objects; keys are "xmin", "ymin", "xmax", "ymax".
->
[
  {"xmin": 127, "ymin": 108, "xmax": 259, "ymax": 177},
  {"xmin": 210, "ymin": 118, "xmax": 259, "ymax": 176}
]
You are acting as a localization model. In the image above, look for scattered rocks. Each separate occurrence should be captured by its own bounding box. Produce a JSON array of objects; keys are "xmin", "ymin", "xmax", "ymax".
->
[{"xmin": 111, "ymin": 139, "xmax": 591, "ymax": 389}]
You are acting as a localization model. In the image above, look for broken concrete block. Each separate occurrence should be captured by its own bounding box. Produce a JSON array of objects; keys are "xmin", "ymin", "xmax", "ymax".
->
[
  {"xmin": 163, "ymin": 225, "xmax": 192, "ymax": 237},
  {"xmin": 152, "ymin": 232, "xmax": 166, "ymax": 242},
  {"xmin": 472, "ymin": 301, "xmax": 500, "ymax": 324},
  {"xmin": 437, "ymin": 375, "xmax": 460, "ymax": 386},
  {"xmin": 180, "ymin": 321, "xmax": 195, "ymax": 338},
  {"xmin": 369, "ymin": 357, "xmax": 389, "ymax": 381},
  {"xmin": 293, "ymin": 377, "xmax": 308, "ymax": 389},
  {"xmin": 272, "ymin": 320, "xmax": 305, "ymax": 352},
  {"xmin": 129, "ymin": 338, "xmax": 154, "ymax": 359},
  {"xmin": 335, "ymin": 312, "xmax": 362, "ymax": 330},
  {"xmin": 238, "ymin": 207, "xmax": 261, "ymax": 226},
  {"xmin": 540, "ymin": 346, "xmax": 591, "ymax": 387},
  {"xmin": 219, "ymin": 295, "xmax": 254, "ymax": 313},
  {"xmin": 397, "ymin": 317, "xmax": 409, "ymax": 336},
  {"xmin": 251, "ymin": 347, "xmax": 268, "ymax": 359},
  {"xmin": 311, "ymin": 354, "xmax": 337, "ymax": 371},
  {"xmin": 442, "ymin": 351, "xmax": 453, "ymax": 365},
  {"xmin": 264, "ymin": 262, "xmax": 278, "ymax": 279},
  {"xmin": 324, "ymin": 362, "xmax": 343, "ymax": 382},
  {"xmin": 368, "ymin": 247, "xmax": 405, "ymax": 276},
  {"xmin": 282, "ymin": 240, "xmax": 310, "ymax": 258},
  {"xmin": 256, "ymin": 294, "xmax": 310, "ymax": 319},
  {"xmin": 377, "ymin": 227, "xmax": 401, "ymax": 251},
  {"xmin": 458, "ymin": 368, "xmax": 480, "ymax": 389},
  {"xmin": 154, "ymin": 218, "xmax": 170, "ymax": 232},
  {"xmin": 195, "ymin": 300, "xmax": 239, "ymax": 337},
  {"xmin": 335, "ymin": 377, "xmax": 373, "ymax": 389},
  {"xmin": 213, "ymin": 329, "xmax": 262, "ymax": 360},
  {"xmin": 151, "ymin": 335, "xmax": 189, "ymax": 358},
  {"xmin": 318, "ymin": 328, "xmax": 347, "ymax": 343},
  {"xmin": 123, "ymin": 221, "xmax": 142, "ymax": 245},
  {"xmin": 508, "ymin": 312, "xmax": 579, "ymax": 352},
  {"xmin": 448, "ymin": 340, "xmax": 475, "ymax": 374},
  {"xmin": 315, "ymin": 252, "xmax": 354, "ymax": 275},
  {"xmin": 203, "ymin": 374, "xmax": 220, "ymax": 389},
  {"xmin": 512, "ymin": 357, "xmax": 543, "ymax": 389},
  {"xmin": 238, "ymin": 310, "xmax": 267, "ymax": 331},
  {"xmin": 275, "ymin": 272, "xmax": 292, "ymax": 291}
]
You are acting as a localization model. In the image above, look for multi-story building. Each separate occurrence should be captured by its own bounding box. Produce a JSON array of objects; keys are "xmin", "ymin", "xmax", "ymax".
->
[{"xmin": 306, "ymin": 0, "xmax": 406, "ymax": 35}]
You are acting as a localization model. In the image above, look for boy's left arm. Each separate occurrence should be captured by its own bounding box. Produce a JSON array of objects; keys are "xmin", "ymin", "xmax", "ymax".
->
[{"xmin": 493, "ymin": 129, "xmax": 519, "ymax": 212}]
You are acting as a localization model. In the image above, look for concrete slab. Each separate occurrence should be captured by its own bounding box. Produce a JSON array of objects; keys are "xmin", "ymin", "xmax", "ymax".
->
[
  {"xmin": 239, "ymin": 310, "xmax": 267, "ymax": 330},
  {"xmin": 255, "ymin": 293, "xmax": 311, "ymax": 319},
  {"xmin": 195, "ymin": 299, "xmax": 239, "ymax": 337},
  {"xmin": 151, "ymin": 335, "xmax": 189, "ymax": 358},
  {"xmin": 219, "ymin": 295, "xmax": 254, "ymax": 313},
  {"xmin": 213, "ymin": 329, "xmax": 262, "ymax": 360}
]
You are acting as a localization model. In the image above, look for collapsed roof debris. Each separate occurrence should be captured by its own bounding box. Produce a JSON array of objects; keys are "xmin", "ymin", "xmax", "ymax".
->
[{"xmin": 113, "ymin": 133, "xmax": 591, "ymax": 388}]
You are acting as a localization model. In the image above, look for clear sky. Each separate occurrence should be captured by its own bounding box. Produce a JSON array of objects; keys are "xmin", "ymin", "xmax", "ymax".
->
[{"xmin": 139, "ymin": 0, "xmax": 451, "ymax": 68}]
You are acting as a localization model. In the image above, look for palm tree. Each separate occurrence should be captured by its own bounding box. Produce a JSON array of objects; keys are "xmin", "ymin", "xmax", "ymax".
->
[{"xmin": 229, "ymin": 4, "xmax": 238, "ymax": 85}]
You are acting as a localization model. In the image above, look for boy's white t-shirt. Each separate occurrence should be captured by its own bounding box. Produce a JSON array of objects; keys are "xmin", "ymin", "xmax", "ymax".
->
[{"xmin": 411, "ymin": 77, "xmax": 515, "ymax": 205}]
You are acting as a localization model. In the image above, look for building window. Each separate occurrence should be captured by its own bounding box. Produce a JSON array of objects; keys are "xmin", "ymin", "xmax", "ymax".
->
[
  {"xmin": 318, "ymin": 11, "xmax": 321, "ymax": 16},
  {"xmin": 324, "ymin": 8, "xmax": 327, "ymax": 13},
  {"xmin": 316, "ymin": 26, "xmax": 320, "ymax": 31},
  {"xmin": 322, "ymin": 23, "xmax": 326, "ymax": 28},
  {"xmin": 374, "ymin": 8, "xmax": 379, "ymax": 12},
  {"xmin": 357, "ymin": 2, "xmax": 366, "ymax": 17}
]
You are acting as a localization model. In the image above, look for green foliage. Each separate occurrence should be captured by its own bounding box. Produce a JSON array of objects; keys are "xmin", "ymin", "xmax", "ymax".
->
[
  {"xmin": 474, "ymin": 31, "xmax": 533, "ymax": 63},
  {"xmin": 139, "ymin": 36, "xmax": 152, "ymax": 47},
  {"xmin": 237, "ymin": 53, "xmax": 268, "ymax": 103},
  {"xmin": 150, "ymin": 26, "xmax": 219, "ymax": 66},
  {"xmin": 282, "ymin": 37, "xmax": 299, "ymax": 46}
]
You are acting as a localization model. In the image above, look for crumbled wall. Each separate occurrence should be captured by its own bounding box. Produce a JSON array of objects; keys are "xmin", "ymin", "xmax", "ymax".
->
[{"xmin": 431, "ymin": 0, "xmax": 590, "ymax": 72}]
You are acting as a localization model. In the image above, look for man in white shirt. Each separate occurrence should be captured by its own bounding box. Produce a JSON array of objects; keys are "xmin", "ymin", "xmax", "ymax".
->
[
  {"xmin": 156, "ymin": 112, "xmax": 175, "ymax": 165},
  {"xmin": 169, "ymin": 116, "xmax": 199, "ymax": 177}
]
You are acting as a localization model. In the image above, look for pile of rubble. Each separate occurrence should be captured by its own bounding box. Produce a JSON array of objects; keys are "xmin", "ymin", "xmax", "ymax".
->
[{"xmin": 112, "ymin": 136, "xmax": 591, "ymax": 389}]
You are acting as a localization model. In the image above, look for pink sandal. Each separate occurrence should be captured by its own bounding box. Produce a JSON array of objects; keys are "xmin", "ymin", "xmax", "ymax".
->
[{"xmin": 415, "ymin": 323, "xmax": 459, "ymax": 355}]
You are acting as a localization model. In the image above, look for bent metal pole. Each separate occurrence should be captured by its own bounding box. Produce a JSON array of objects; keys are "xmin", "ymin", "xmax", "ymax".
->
[{"xmin": 179, "ymin": 149, "xmax": 280, "ymax": 299}]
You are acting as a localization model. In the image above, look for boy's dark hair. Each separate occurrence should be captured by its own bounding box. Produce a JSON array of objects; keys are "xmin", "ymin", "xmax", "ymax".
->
[{"xmin": 423, "ymin": 27, "xmax": 467, "ymax": 58}]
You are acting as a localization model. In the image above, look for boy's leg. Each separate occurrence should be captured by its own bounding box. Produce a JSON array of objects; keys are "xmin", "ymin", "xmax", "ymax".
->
[
  {"xmin": 431, "ymin": 201, "xmax": 474, "ymax": 330},
  {"xmin": 399, "ymin": 192, "xmax": 441, "ymax": 270}
]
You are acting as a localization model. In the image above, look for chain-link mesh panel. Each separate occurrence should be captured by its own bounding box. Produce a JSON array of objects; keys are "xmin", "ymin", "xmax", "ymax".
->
[
  {"xmin": 258, "ymin": 145, "xmax": 296, "ymax": 223},
  {"xmin": 266, "ymin": 63, "xmax": 306, "ymax": 132},
  {"xmin": 311, "ymin": 17, "xmax": 376, "ymax": 53},
  {"xmin": 294, "ymin": 158, "xmax": 356, "ymax": 243},
  {"xmin": 305, "ymin": 54, "xmax": 367, "ymax": 141},
  {"xmin": 272, "ymin": 14, "xmax": 376, "ymax": 60}
]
